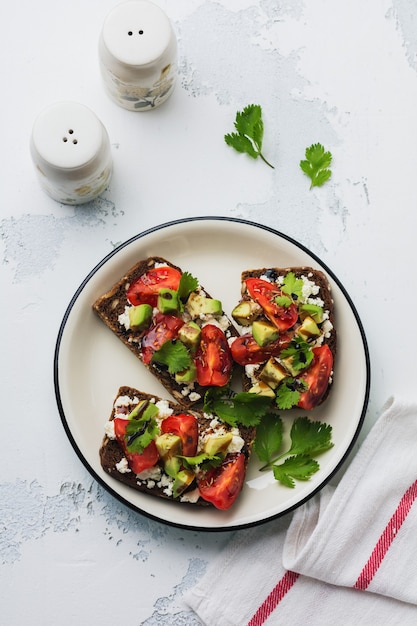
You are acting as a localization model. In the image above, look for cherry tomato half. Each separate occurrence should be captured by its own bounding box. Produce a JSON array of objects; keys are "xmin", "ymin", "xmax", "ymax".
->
[
  {"xmin": 113, "ymin": 418, "xmax": 159, "ymax": 474},
  {"xmin": 195, "ymin": 324, "xmax": 233, "ymax": 387},
  {"xmin": 161, "ymin": 413, "xmax": 199, "ymax": 457},
  {"xmin": 298, "ymin": 344, "xmax": 333, "ymax": 410},
  {"xmin": 245, "ymin": 278, "xmax": 298, "ymax": 332},
  {"xmin": 141, "ymin": 313, "xmax": 184, "ymax": 364},
  {"xmin": 127, "ymin": 266, "xmax": 182, "ymax": 307},
  {"xmin": 230, "ymin": 332, "xmax": 292, "ymax": 366},
  {"xmin": 198, "ymin": 453, "xmax": 245, "ymax": 510}
]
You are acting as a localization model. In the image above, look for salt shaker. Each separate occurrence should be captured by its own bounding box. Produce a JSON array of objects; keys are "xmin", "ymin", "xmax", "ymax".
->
[
  {"xmin": 30, "ymin": 101, "xmax": 112, "ymax": 205},
  {"xmin": 99, "ymin": 0, "xmax": 177, "ymax": 111}
]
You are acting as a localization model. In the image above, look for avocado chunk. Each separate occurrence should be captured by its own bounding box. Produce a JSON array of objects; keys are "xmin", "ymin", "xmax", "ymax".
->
[
  {"xmin": 164, "ymin": 456, "xmax": 182, "ymax": 478},
  {"xmin": 259, "ymin": 358, "xmax": 287, "ymax": 389},
  {"xmin": 155, "ymin": 433, "xmax": 182, "ymax": 460},
  {"xmin": 298, "ymin": 315, "xmax": 321, "ymax": 340},
  {"xmin": 155, "ymin": 433, "xmax": 183, "ymax": 478},
  {"xmin": 157, "ymin": 288, "xmax": 181, "ymax": 315},
  {"xmin": 204, "ymin": 433, "xmax": 233, "ymax": 457},
  {"xmin": 231, "ymin": 300, "xmax": 262, "ymax": 326},
  {"xmin": 252, "ymin": 320, "xmax": 280, "ymax": 347},
  {"xmin": 248, "ymin": 381, "xmax": 276, "ymax": 398},
  {"xmin": 186, "ymin": 292, "xmax": 223, "ymax": 317},
  {"xmin": 128, "ymin": 304, "xmax": 153, "ymax": 331},
  {"xmin": 178, "ymin": 321, "xmax": 201, "ymax": 354},
  {"xmin": 175, "ymin": 362, "xmax": 197, "ymax": 384},
  {"xmin": 299, "ymin": 303, "xmax": 324, "ymax": 323},
  {"xmin": 281, "ymin": 355, "xmax": 307, "ymax": 377},
  {"xmin": 172, "ymin": 469, "xmax": 195, "ymax": 498}
]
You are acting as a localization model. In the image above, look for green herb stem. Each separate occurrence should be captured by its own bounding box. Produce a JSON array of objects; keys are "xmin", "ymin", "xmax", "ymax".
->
[{"xmin": 259, "ymin": 152, "xmax": 275, "ymax": 169}]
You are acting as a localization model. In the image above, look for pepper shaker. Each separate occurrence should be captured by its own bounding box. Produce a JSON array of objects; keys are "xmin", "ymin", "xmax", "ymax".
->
[
  {"xmin": 99, "ymin": 0, "xmax": 177, "ymax": 111},
  {"xmin": 30, "ymin": 101, "xmax": 112, "ymax": 205}
]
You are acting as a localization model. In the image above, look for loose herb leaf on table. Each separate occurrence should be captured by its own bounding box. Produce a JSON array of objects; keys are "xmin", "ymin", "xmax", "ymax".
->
[
  {"xmin": 300, "ymin": 142, "xmax": 332, "ymax": 188},
  {"xmin": 225, "ymin": 104, "xmax": 274, "ymax": 169}
]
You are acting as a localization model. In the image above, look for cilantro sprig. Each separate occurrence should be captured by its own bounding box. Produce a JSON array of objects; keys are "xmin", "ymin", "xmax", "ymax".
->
[
  {"xmin": 300, "ymin": 143, "xmax": 332, "ymax": 188},
  {"xmin": 151, "ymin": 340, "xmax": 192, "ymax": 374},
  {"xmin": 274, "ymin": 272, "xmax": 304, "ymax": 309},
  {"xmin": 204, "ymin": 387, "xmax": 271, "ymax": 427},
  {"xmin": 225, "ymin": 104, "xmax": 274, "ymax": 169},
  {"xmin": 178, "ymin": 271, "xmax": 198, "ymax": 302},
  {"xmin": 179, "ymin": 452, "xmax": 223, "ymax": 471},
  {"xmin": 280, "ymin": 336, "xmax": 314, "ymax": 373},
  {"xmin": 125, "ymin": 416, "xmax": 159, "ymax": 455},
  {"xmin": 281, "ymin": 272, "xmax": 304, "ymax": 300},
  {"xmin": 272, "ymin": 456, "xmax": 320, "ymax": 488},
  {"xmin": 255, "ymin": 415, "xmax": 333, "ymax": 488},
  {"xmin": 275, "ymin": 378, "xmax": 307, "ymax": 410}
]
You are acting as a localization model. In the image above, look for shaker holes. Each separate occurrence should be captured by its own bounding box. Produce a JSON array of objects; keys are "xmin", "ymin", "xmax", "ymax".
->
[
  {"xmin": 62, "ymin": 129, "xmax": 78, "ymax": 144},
  {"xmin": 127, "ymin": 30, "xmax": 144, "ymax": 35}
]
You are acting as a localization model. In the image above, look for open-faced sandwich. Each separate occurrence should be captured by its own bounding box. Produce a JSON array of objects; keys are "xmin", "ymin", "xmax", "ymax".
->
[
  {"xmin": 99, "ymin": 386, "xmax": 256, "ymax": 510},
  {"xmin": 229, "ymin": 266, "xmax": 336, "ymax": 410},
  {"xmin": 93, "ymin": 257, "xmax": 238, "ymax": 407}
]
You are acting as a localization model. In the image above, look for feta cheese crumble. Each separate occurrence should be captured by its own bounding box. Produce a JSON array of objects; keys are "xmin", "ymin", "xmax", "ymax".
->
[
  {"xmin": 115, "ymin": 457, "xmax": 131, "ymax": 473},
  {"xmin": 118, "ymin": 305, "xmax": 132, "ymax": 330}
]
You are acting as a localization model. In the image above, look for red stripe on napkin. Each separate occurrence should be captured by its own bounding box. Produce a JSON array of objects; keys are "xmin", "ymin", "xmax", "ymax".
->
[
  {"xmin": 247, "ymin": 570, "xmax": 300, "ymax": 626},
  {"xmin": 354, "ymin": 479, "xmax": 417, "ymax": 591}
]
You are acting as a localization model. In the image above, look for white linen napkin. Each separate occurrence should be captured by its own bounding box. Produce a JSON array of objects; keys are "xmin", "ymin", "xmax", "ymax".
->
[{"xmin": 184, "ymin": 397, "xmax": 417, "ymax": 625}]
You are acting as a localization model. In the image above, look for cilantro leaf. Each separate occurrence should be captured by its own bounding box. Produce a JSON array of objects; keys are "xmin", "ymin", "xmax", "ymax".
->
[
  {"xmin": 253, "ymin": 412, "xmax": 333, "ymax": 486},
  {"xmin": 126, "ymin": 417, "xmax": 159, "ymax": 455},
  {"xmin": 280, "ymin": 336, "xmax": 314, "ymax": 372},
  {"xmin": 225, "ymin": 104, "xmax": 274, "ymax": 169},
  {"xmin": 254, "ymin": 413, "xmax": 283, "ymax": 464},
  {"xmin": 178, "ymin": 272, "xmax": 198, "ymax": 301},
  {"xmin": 204, "ymin": 388, "xmax": 271, "ymax": 427},
  {"xmin": 275, "ymin": 380, "xmax": 301, "ymax": 410},
  {"xmin": 272, "ymin": 455, "xmax": 320, "ymax": 488},
  {"xmin": 179, "ymin": 453, "xmax": 222, "ymax": 470},
  {"xmin": 151, "ymin": 340, "xmax": 192, "ymax": 374},
  {"xmin": 275, "ymin": 294, "xmax": 292, "ymax": 308},
  {"xmin": 300, "ymin": 143, "xmax": 332, "ymax": 188},
  {"xmin": 225, "ymin": 132, "xmax": 258, "ymax": 159},
  {"xmin": 281, "ymin": 272, "xmax": 304, "ymax": 300},
  {"xmin": 287, "ymin": 416, "xmax": 334, "ymax": 457}
]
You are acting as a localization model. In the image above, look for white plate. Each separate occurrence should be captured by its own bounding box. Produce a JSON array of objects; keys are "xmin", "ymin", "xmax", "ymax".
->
[{"xmin": 54, "ymin": 217, "xmax": 370, "ymax": 530}]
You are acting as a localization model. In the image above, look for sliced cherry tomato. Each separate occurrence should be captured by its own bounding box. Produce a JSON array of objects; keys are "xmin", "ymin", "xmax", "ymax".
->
[
  {"xmin": 297, "ymin": 344, "xmax": 333, "ymax": 410},
  {"xmin": 195, "ymin": 324, "xmax": 233, "ymax": 387},
  {"xmin": 113, "ymin": 418, "xmax": 159, "ymax": 474},
  {"xmin": 127, "ymin": 266, "xmax": 182, "ymax": 307},
  {"xmin": 161, "ymin": 413, "xmax": 198, "ymax": 457},
  {"xmin": 245, "ymin": 278, "xmax": 298, "ymax": 332},
  {"xmin": 230, "ymin": 332, "xmax": 292, "ymax": 365},
  {"xmin": 197, "ymin": 453, "xmax": 245, "ymax": 510},
  {"xmin": 141, "ymin": 313, "xmax": 184, "ymax": 364}
]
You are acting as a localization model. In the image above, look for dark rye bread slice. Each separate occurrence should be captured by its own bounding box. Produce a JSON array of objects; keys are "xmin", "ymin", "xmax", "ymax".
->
[
  {"xmin": 238, "ymin": 266, "xmax": 336, "ymax": 402},
  {"xmin": 92, "ymin": 256, "xmax": 239, "ymax": 408},
  {"xmin": 99, "ymin": 386, "xmax": 256, "ymax": 507}
]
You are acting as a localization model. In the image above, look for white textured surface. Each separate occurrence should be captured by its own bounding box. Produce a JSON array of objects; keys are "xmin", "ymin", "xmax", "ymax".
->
[{"xmin": 2, "ymin": 0, "xmax": 417, "ymax": 623}]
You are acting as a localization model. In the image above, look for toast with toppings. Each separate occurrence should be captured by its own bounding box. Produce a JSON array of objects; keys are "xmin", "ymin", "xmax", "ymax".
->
[
  {"xmin": 93, "ymin": 257, "xmax": 239, "ymax": 407},
  {"xmin": 229, "ymin": 266, "xmax": 336, "ymax": 410},
  {"xmin": 99, "ymin": 386, "xmax": 256, "ymax": 509}
]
